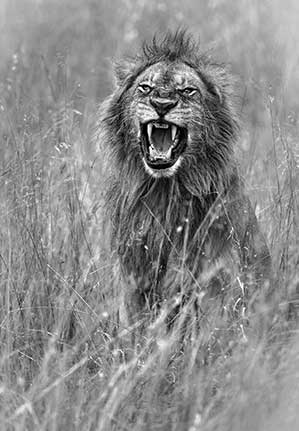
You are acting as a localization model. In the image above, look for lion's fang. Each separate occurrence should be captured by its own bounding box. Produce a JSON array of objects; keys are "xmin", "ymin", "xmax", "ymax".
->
[
  {"xmin": 171, "ymin": 125, "xmax": 177, "ymax": 141},
  {"xmin": 166, "ymin": 147, "xmax": 172, "ymax": 158},
  {"xmin": 147, "ymin": 123, "xmax": 153, "ymax": 140}
]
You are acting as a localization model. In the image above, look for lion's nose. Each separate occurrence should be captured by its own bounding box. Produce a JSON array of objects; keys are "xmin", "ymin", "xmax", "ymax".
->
[{"xmin": 149, "ymin": 97, "xmax": 178, "ymax": 116}]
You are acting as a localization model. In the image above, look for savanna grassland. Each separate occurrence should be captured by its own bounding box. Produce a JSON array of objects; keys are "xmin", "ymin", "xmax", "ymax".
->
[{"xmin": 0, "ymin": 1, "xmax": 298, "ymax": 430}]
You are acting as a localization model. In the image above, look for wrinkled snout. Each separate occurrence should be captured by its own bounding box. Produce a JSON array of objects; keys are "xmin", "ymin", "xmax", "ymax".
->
[{"xmin": 149, "ymin": 96, "xmax": 178, "ymax": 116}]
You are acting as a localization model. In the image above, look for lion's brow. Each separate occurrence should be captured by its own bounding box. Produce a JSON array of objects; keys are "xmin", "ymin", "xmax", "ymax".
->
[
  {"xmin": 151, "ymin": 71, "xmax": 161, "ymax": 83},
  {"xmin": 173, "ymin": 74, "xmax": 186, "ymax": 86},
  {"xmin": 149, "ymin": 70, "xmax": 187, "ymax": 87},
  {"xmin": 148, "ymin": 71, "xmax": 169, "ymax": 86}
]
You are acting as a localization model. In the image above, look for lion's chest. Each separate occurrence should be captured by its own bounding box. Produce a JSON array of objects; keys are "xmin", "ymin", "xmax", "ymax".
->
[
  {"xmin": 119, "ymin": 209, "xmax": 186, "ymax": 286},
  {"xmin": 118, "ymin": 197, "xmax": 237, "ymax": 297}
]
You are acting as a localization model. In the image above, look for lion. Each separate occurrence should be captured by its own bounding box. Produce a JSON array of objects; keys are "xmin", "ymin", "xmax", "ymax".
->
[{"xmin": 98, "ymin": 30, "xmax": 272, "ymax": 328}]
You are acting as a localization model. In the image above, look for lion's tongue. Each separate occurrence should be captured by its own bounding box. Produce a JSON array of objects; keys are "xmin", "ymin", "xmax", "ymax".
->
[{"xmin": 150, "ymin": 128, "xmax": 172, "ymax": 154}]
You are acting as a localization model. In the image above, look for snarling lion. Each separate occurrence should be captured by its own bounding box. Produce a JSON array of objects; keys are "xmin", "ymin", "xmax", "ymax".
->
[{"xmin": 98, "ymin": 30, "xmax": 271, "ymax": 326}]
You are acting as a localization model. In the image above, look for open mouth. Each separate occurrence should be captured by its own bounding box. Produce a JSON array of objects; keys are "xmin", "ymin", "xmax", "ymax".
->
[{"xmin": 140, "ymin": 121, "xmax": 187, "ymax": 170}]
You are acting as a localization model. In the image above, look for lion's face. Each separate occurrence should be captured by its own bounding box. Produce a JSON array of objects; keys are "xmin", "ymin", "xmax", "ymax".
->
[{"xmin": 128, "ymin": 62, "xmax": 209, "ymax": 178}]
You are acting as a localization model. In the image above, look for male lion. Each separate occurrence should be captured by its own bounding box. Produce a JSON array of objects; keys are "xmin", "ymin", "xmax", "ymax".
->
[{"xmin": 99, "ymin": 31, "xmax": 271, "ymax": 327}]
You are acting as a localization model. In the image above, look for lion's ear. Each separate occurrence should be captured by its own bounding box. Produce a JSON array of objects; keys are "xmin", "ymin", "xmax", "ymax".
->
[{"xmin": 113, "ymin": 59, "xmax": 136, "ymax": 87}]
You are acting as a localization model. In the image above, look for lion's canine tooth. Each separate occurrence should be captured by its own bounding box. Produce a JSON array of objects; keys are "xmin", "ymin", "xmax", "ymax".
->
[
  {"xmin": 147, "ymin": 123, "xmax": 153, "ymax": 140},
  {"xmin": 171, "ymin": 125, "xmax": 177, "ymax": 141},
  {"xmin": 166, "ymin": 147, "xmax": 172, "ymax": 159}
]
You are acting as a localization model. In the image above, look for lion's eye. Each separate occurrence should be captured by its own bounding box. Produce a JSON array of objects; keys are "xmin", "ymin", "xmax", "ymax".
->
[
  {"xmin": 181, "ymin": 88, "xmax": 197, "ymax": 96},
  {"xmin": 138, "ymin": 84, "xmax": 152, "ymax": 95}
]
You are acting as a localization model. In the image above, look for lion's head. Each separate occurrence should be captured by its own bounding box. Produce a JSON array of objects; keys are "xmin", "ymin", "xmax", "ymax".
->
[{"xmin": 100, "ymin": 30, "xmax": 239, "ymax": 197}]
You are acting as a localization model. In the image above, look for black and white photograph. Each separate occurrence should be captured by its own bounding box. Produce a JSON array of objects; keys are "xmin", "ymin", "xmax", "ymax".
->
[{"xmin": 0, "ymin": 1, "xmax": 298, "ymax": 429}]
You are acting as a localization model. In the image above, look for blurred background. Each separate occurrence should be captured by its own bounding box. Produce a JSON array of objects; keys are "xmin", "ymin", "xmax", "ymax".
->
[{"xmin": 1, "ymin": 0, "xmax": 298, "ymax": 121}]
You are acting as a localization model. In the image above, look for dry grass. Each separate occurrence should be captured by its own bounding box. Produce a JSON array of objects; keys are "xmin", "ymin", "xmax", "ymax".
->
[{"xmin": 0, "ymin": 0, "xmax": 298, "ymax": 430}]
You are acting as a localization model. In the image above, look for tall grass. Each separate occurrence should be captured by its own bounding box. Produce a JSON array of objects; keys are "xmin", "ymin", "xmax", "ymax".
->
[{"xmin": 0, "ymin": 0, "xmax": 298, "ymax": 430}]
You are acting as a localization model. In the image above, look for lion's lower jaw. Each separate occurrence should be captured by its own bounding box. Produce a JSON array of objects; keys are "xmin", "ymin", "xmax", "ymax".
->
[{"xmin": 142, "ymin": 157, "xmax": 182, "ymax": 178}]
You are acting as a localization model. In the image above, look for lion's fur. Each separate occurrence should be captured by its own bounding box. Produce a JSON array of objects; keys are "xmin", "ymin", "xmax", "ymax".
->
[{"xmin": 97, "ymin": 30, "xmax": 271, "ymax": 322}]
